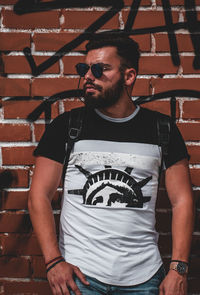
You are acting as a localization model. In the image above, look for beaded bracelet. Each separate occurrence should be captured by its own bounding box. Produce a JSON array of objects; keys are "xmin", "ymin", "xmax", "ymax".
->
[
  {"xmin": 46, "ymin": 258, "xmax": 65, "ymax": 273},
  {"xmin": 45, "ymin": 256, "xmax": 63, "ymax": 267}
]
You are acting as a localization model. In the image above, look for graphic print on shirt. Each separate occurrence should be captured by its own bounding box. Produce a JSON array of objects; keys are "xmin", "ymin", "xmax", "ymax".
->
[{"xmin": 68, "ymin": 165, "xmax": 152, "ymax": 208}]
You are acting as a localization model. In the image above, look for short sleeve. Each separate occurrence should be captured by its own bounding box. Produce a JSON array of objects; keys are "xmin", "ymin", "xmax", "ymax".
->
[
  {"xmin": 34, "ymin": 112, "xmax": 69, "ymax": 164},
  {"xmin": 164, "ymin": 121, "xmax": 190, "ymax": 169}
]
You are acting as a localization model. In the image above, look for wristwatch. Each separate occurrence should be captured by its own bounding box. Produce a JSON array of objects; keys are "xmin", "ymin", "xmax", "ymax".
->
[{"xmin": 170, "ymin": 260, "xmax": 188, "ymax": 275}]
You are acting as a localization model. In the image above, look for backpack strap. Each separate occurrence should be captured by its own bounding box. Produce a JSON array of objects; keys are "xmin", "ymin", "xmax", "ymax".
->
[
  {"xmin": 62, "ymin": 107, "xmax": 85, "ymax": 182},
  {"xmin": 157, "ymin": 116, "xmax": 171, "ymax": 183}
]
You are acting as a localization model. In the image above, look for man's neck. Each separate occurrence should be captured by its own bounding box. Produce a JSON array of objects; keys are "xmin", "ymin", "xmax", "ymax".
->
[{"xmin": 98, "ymin": 97, "xmax": 136, "ymax": 118}]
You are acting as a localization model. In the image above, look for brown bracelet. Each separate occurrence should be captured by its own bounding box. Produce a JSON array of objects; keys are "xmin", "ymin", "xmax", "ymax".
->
[
  {"xmin": 46, "ymin": 258, "xmax": 65, "ymax": 273},
  {"xmin": 45, "ymin": 256, "xmax": 63, "ymax": 267}
]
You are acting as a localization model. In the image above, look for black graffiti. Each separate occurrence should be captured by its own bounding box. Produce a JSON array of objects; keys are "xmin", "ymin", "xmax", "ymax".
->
[
  {"xmin": 13, "ymin": 0, "xmax": 200, "ymax": 76},
  {"xmin": 14, "ymin": 0, "xmax": 119, "ymax": 14},
  {"xmin": 23, "ymin": 4, "xmax": 123, "ymax": 76},
  {"xmin": 185, "ymin": 0, "xmax": 200, "ymax": 69},
  {"xmin": 4, "ymin": 89, "xmax": 200, "ymax": 124},
  {"xmin": 134, "ymin": 89, "xmax": 200, "ymax": 105},
  {"xmin": 2, "ymin": 0, "xmax": 200, "ymax": 124},
  {"xmin": 5, "ymin": 90, "xmax": 82, "ymax": 124}
]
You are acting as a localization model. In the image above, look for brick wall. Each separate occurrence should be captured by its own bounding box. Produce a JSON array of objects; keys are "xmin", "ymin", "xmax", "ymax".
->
[{"xmin": 0, "ymin": 0, "xmax": 200, "ymax": 294}]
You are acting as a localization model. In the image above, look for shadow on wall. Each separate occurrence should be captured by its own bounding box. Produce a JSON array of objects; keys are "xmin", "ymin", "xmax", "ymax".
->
[
  {"xmin": 0, "ymin": 170, "xmax": 33, "ymax": 253},
  {"xmin": 0, "ymin": 170, "xmax": 16, "ymax": 191}
]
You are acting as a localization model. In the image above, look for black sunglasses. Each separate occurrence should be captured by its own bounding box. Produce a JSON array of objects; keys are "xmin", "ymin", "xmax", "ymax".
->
[{"xmin": 75, "ymin": 63, "xmax": 104, "ymax": 78}]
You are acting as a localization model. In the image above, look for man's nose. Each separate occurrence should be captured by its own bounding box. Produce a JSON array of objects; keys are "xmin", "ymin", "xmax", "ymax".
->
[{"xmin": 84, "ymin": 68, "xmax": 95, "ymax": 81}]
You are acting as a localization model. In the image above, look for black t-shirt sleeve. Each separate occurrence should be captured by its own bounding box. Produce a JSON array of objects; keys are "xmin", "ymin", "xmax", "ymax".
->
[
  {"xmin": 34, "ymin": 112, "xmax": 69, "ymax": 164},
  {"xmin": 165, "ymin": 121, "xmax": 190, "ymax": 169}
]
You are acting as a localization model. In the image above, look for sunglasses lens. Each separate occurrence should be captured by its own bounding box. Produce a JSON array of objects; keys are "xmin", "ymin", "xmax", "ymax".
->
[
  {"xmin": 75, "ymin": 63, "xmax": 89, "ymax": 77},
  {"xmin": 92, "ymin": 64, "xmax": 103, "ymax": 78}
]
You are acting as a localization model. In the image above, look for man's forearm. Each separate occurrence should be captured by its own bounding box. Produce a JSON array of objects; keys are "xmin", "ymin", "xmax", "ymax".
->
[
  {"xmin": 171, "ymin": 201, "xmax": 194, "ymax": 262},
  {"xmin": 28, "ymin": 194, "xmax": 61, "ymax": 263}
]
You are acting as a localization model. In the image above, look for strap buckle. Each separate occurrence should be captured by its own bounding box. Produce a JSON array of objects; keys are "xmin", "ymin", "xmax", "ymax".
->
[{"xmin": 69, "ymin": 127, "xmax": 81, "ymax": 140}]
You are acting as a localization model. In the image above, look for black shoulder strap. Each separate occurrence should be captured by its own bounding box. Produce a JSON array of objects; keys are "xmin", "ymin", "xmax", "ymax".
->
[
  {"xmin": 157, "ymin": 116, "xmax": 171, "ymax": 183},
  {"xmin": 62, "ymin": 107, "xmax": 85, "ymax": 182}
]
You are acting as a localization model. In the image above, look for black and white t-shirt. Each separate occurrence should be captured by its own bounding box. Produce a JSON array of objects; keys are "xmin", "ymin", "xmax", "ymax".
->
[{"xmin": 34, "ymin": 106, "xmax": 189, "ymax": 286}]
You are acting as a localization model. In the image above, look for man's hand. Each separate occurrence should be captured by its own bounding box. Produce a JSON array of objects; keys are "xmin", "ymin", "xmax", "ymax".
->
[
  {"xmin": 159, "ymin": 270, "xmax": 187, "ymax": 295},
  {"xmin": 47, "ymin": 261, "xmax": 90, "ymax": 295}
]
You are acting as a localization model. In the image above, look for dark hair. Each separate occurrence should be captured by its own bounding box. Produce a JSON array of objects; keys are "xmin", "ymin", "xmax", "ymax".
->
[{"xmin": 86, "ymin": 32, "xmax": 140, "ymax": 74}]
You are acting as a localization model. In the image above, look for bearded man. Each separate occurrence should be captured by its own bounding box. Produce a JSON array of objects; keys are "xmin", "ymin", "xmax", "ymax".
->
[{"xmin": 29, "ymin": 33, "xmax": 194, "ymax": 295}]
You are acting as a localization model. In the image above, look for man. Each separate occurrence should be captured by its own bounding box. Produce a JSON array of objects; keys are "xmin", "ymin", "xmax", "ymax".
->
[{"xmin": 29, "ymin": 33, "xmax": 194, "ymax": 295}]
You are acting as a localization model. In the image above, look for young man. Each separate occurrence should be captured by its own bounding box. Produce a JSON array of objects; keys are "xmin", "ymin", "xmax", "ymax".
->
[{"xmin": 29, "ymin": 33, "xmax": 194, "ymax": 295}]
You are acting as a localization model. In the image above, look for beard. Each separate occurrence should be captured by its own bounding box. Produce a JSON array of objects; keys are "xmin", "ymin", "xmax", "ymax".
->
[{"xmin": 83, "ymin": 74, "xmax": 125, "ymax": 109}]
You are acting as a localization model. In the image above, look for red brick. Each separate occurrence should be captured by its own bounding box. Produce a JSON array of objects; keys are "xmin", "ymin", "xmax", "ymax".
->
[
  {"xmin": 124, "ymin": 0, "xmax": 151, "ymax": 5},
  {"xmin": 0, "ymin": 213, "xmax": 32, "ymax": 233},
  {"xmin": 34, "ymin": 123, "xmax": 46, "ymax": 142},
  {"xmin": 31, "ymin": 77, "xmax": 79, "ymax": 96},
  {"xmin": 156, "ymin": 212, "xmax": 172, "ymax": 232},
  {"xmin": 189, "ymin": 257, "xmax": 200, "ymax": 276},
  {"xmin": 0, "ymin": 234, "xmax": 42, "ymax": 255},
  {"xmin": 2, "ymin": 55, "xmax": 60, "ymax": 74},
  {"xmin": 141, "ymin": 100, "xmax": 180, "ymax": 117},
  {"xmin": 191, "ymin": 234, "xmax": 200, "ymax": 255},
  {"xmin": 33, "ymin": 32, "xmax": 151, "ymax": 52},
  {"xmin": 177, "ymin": 123, "xmax": 200, "ymax": 141},
  {"xmin": 182, "ymin": 8, "xmax": 200, "ymax": 23},
  {"xmin": 195, "ymin": 211, "xmax": 200, "ymax": 232},
  {"xmin": 63, "ymin": 99, "xmax": 84, "ymax": 112},
  {"xmin": 0, "ymin": 169, "xmax": 29, "ymax": 188},
  {"xmin": 122, "ymin": 11, "xmax": 179, "ymax": 30},
  {"xmin": 158, "ymin": 189, "xmax": 198, "ymax": 209},
  {"xmin": 0, "ymin": 124, "xmax": 31, "ymax": 142},
  {"xmin": 158, "ymin": 234, "xmax": 172, "ymax": 255},
  {"xmin": 0, "ymin": 257, "xmax": 30, "ymax": 278},
  {"xmin": 155, "ymin": 33, "xmax": 196, "ymax": 52},
  {"xmin": 132, "ymin": 78, "xmax": 151, "ymax": 96},
  {"xmin": 156, "ymin": 189, "xmax": 171, "ymax": 209},
  {"xmin": 139, "ymin": 56, "xmax": 178, "ymax": 75},
  {"xmin": 52, "ymin": 191, "xmax": 62, "ymax": 209},
  {"xmin": 32, "ymin": 256, "xmax": 46, "ymax": 279},
  {"xmin": 159, "ymin": 233, "xmax": 200, "ymax": 256},
  {"xmin": 62, "ymin": 10, "xmax": 119, "ymax": 30},
  {"xmin": 182, "ymin": 100, "xmax": 200, "ymax": 119},
  {"xmin": 0, "ymin": 0, "xmax": 17, "ymax": 3},
  {"xmin": 194, "ymin": 190, "xmax": 200, "ymax": 209},
  {"xmin": 33, "ymin": 32, "xmax": 88, "ymax": 52},
  {"xmin": 152, "ymin": 78, "xmax": 200, "ymax": 94},
  {"xmin": 190, "ymin": 168, "xmax": 200, "ymax": 186},
  {"xmin": 156, "ymin": 0, "xmax": 184, "ymax": 5},
  {"xmin": 2, "ymin": 9, "xmax": 60, "ymax": 29},
  {"xmin": 2, "ymin": 281, "xmax": 52, "ymax": 294},
  {"xmin": 181, "ymin": 56, "xmax": 200, "ymax": 74},
  {"xmin": 188, "ymin": 278, "xmax": 200, "ymax": 293},
  {"xmin": 0, "ymin": 32, "xmax": 30, "ymax": 51},
  {"xmin": 63, "ymin": 55, "xmax": 85, "ymax": 75},
  {"xmin": 187, "ymin": 146, "xmax": 200, "ymax": 164},
  {"xmin": 0, "ymin": 77, "xmax": 30, "ymax": 96},
  {"xmin": 1, "ymin": 190, "xmax": 61, "ymax": 211},
  {"xmin": 2, "ymin": 146, "xmax": 35, "ymax": 165},
  {"xmin": 131, "ymin": 35, "xmax": 151, "ymax": 52},
  {"xmin": 3, "ymin": 100, "xmax": 59, "ymax": 120},
  {"xmin": 0, "ymin": 191, "xmax": 28, "ymax": 210}
]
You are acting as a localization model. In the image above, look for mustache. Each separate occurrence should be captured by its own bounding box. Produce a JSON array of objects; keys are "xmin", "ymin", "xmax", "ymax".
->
[{"xmin": 83, "ymin": 82, "xmax": 102, "ymax": 91}]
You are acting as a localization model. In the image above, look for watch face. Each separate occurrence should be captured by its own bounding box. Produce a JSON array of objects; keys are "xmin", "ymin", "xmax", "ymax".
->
[{"xmin": 177, "ymin": 262, "xmax": 187, "ymax": 274}]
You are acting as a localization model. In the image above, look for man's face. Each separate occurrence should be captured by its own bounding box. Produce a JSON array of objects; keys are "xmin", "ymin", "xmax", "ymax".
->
[{"xmin": 83, "ymin": 46, "xmax": 125, "ymax": 109}]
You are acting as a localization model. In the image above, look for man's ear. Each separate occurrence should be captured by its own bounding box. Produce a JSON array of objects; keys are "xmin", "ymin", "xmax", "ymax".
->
[{"xmin": 124, "ymin": 68, "xmax": 137, "ymax": 86}]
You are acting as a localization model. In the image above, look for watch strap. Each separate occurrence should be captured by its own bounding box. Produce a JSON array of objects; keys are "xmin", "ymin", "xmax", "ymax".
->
[{"xmin": 171, "ymin": 260, "xmax": 188, "ymax": 265}]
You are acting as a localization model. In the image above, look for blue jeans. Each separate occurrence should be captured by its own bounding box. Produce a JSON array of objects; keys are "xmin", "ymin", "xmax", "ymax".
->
[{"xmin": 70, "ymin": 265, "xmax": 166, "ymax": 295}]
